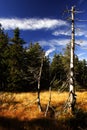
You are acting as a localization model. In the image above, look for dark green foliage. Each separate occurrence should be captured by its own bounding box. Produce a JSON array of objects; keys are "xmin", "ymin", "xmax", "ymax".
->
[
  {"xmin": 0, "ymin": 25, "xmax": 87, "ymax": 92},
  {"xmin": 50, "ymin": 54, "xmax": 66, "ymax": 89},
  {"xmin": 75, "ymin": 59, "xmax": 87, "ymax": 88},
  {"xmin": 0, "ymin": 25, "xmax": 9, "ymax": 90},
  {"xmin": 7, "ymin": 28, "xmax": 26, "ymax": 91},
  {"xmin": 11, "ymin": 27, "xmax": 25, "ymax": 45},
  {"xmin": 41, "ymin": 56, "xmax": 50, "ymax": 90},
  {"xmin": 25, "ymin": 43, "xmax": 44, "ymax": 89},
  {"xmin": 25, "ymin": 43, "xmax": 50, "ymax": 90},
  {"xmin": 50, "ymin": 44, "xmax": 87, "ymax": 90},
  {"xmin": 51, "ymin": 54, "xmax": 66, "ymax": 79}
]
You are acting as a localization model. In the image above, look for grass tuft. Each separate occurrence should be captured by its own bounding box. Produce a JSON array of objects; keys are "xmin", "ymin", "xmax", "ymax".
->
[{"xmin": 0, "ymin": 91, "xmax": 87, "ymax": 129}]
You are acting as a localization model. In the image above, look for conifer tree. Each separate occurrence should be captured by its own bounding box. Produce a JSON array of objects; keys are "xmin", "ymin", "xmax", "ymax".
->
[{"xmin": 0, "ymin": 24, "xmax": 9, "ymax": 90}]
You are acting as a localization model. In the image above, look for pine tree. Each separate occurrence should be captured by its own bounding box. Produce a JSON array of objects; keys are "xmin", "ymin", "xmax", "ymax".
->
[
  {"xmin": 0, "ymin": 25, "xmax": 9, "ymax": 90},
  {"xmin": 50, "ymin": 53, "xmax": 65, "ymax": 89},
  {"xmin": 7, "ymin": 28, "xmax": 25, "ymax": 91}
]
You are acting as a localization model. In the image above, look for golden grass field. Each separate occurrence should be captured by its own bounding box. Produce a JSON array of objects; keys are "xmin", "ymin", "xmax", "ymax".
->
[{"xmin": 0, "ymin": 91, "xmax": 87, "ymax": 130}]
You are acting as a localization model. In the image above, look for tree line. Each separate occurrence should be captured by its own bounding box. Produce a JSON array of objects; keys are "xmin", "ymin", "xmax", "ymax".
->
[{"xmin": 0, "ymin": 25, "xmax": 87, "ymax": 92}]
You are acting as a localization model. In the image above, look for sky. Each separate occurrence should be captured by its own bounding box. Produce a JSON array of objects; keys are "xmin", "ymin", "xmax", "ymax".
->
[{"xmin": 0, "ymin": 0, "xmax": 87, "ymax": 61}]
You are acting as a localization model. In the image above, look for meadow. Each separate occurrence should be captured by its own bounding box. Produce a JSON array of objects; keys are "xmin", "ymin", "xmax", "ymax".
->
[{"xmin": 0, "ymin": 91, "xmax": 87, "ymax": 130}]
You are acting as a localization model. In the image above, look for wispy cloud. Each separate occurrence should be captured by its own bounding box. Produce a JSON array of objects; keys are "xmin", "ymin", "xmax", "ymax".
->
[
  {"xmin": 52, "ymin": 30, "xmax": 70, "ymax": 36},
  {"xmin": 76, "ymin": 28, "xmax": 87, "ymax": 37},
  {"xmin": 38, "ymin": 38, "xmax": 87, "ymax": 57},
  {"xmin": 0, "ymin": 18, "xmax": 68, "ymax": 30},
  {"xmin": 78, "ymin": 52, "xmax": 86, "ymax": 57},
  {"xmin": 38, "ymin": 39, "xmax": 70, "ymax": 56},
  {"xmin": 76, "ymin": 39, "xmax": 87, "ymax": 46},
  {"xmin": 45, "ymin": 46, "xmax": 56, "ymax": 56},
  {"xmin": 39, "ymin": 39, "xmax": 70, "ymax": 46},
  {"xmin": 77, "ymin": 52, "xmax": 87, "ymax": 61},
  {"xmin": 52, "ymin": 28, "xmax": 87, "ymax": 37}
]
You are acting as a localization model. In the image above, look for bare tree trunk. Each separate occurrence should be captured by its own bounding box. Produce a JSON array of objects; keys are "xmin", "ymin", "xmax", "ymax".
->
[
  {"xmin": 45, "ymin": 86, "xmax": 51, "ymax": 116},
  {"xmin": 37, "ymin": 77, "xmax": 42, "ymax": 112},
  {"xmin": 69, "ymin": 6, "xmax": 76, "ymax": 113},
  {"xmin": 45, "ymin": 76, "xmax": 56, "ymax": 116},
  {"xmin": 37, "ymin": 53, "xmax": 44, "ymax": 112}
]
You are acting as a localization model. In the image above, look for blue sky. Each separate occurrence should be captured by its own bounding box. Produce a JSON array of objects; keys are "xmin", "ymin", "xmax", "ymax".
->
[{"xmin": 0, "ymin": 0, "xmax": 87, "ymax": 60}]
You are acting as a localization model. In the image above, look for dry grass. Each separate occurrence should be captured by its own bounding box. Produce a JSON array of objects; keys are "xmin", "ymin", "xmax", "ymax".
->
[
  {"xmin": 0, "ymin": 91, "xmax": 87, "ymax": 119},
  {"xmin": 0, "ymin": 91, "xmax": 68, "ymax": 120},
  {"xmin": 0, "ymin": 91, "xmax": 87, "ymax": 130},
  {"xmin": 76, "ymin": 91, "xmax": 87, "ymax": 111}
]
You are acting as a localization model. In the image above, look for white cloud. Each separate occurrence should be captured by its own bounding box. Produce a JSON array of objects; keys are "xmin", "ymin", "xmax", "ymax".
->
[
  {"xmin": 52, "ymin": 30, "xmax": 70, "ymax": 36},
  {"xmin": 77, "ymin": 52, "xmax": 87, "ymax": 61},
  {"xmin": 75, "ymin": 29, "xmax": 87, "ymax": 37},
  {"xmin": 76, "ymin": 39, "xmax": 87, "ymax": 46},
  {"xmin": 0, "ymin": 18, "xmax": 68, "ymax": 30},
  {"xmin": 52, "ymin": 30, "xmax": 87, "ymax": 37},
  {"xmin": 45, "ymin": 46, "xmax": 56, "ymax": 56},
  {"xmin": 39, "ymin": 39, "xmax": 70, "ymax": 46},
  {"xmin": 78, "ymin": 52, "xmax": 86, "ymax": 57},
  {"xmin": 52, "ymin": 25, "xmax": 87, "ymax": 38},
  {"xmin": 38, "ymin": 39, "xmax": 70, "ymax": 56},
  {"xmin": 37, "ymin": 40, "xmax": 56, "ymax": 56},
  {"xmin": 38, "ymin": 38, "xmax": 87, "ymax": 58}
]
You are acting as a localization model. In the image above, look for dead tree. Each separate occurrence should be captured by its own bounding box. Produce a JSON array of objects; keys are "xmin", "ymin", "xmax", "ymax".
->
[
  {"xmin": 69, "ymin": 6, "xmax": 76, "ymax": 113},
  {"xmin": 45, "ymin": 76, "xmax": 56, "ymax": 116},
  {"xmin": 27, "ymin": 52, "xmax": 44, "ymax": 111},
  {"xmin": 37, "ymin": 52, "xmax": 44, "ymax": 112}
]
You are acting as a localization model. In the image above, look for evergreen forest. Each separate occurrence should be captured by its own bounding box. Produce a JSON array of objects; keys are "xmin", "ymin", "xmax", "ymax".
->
[{"xmin": 0, "ymin": 25, "xmax": 87, "ymax": 92}]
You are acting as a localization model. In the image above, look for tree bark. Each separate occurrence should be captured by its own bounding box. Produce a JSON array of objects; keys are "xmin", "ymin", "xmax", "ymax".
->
[
  {"xmin": 69, "ymin": 6, "xmax": 76, "ymax": 113},
  {"xmin": 37, "ymin": 53, "xmax": 44, "ymax": 112}
]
